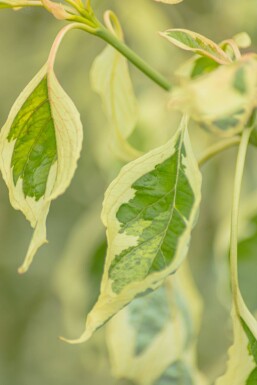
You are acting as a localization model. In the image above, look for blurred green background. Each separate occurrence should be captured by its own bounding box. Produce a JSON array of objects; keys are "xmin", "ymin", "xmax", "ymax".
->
[{"xmin": 1, "ymin": 1, "xmax": 257, "ymax": 384}]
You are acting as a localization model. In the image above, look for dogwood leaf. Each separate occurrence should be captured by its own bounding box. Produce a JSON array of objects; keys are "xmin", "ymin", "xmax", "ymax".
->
[
  {"xmin": 63, "ymin": 115, "xmax": 201, "ymax": 343},
  {"xmin": 0, "ymin": 64, "xmax": 83, "ymax": 273}
]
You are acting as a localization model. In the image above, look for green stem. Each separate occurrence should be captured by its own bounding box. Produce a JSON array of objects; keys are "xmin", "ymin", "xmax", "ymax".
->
[
  {"xmin": 95, "ymin": 26, "xmax": 172, "ymax": 91},
  {"xmin": 229, "ymin": 127, "xmax": 252, "ymax": 308},
  {"xmin": 198, "ymin": 137, "xmax": 241, "ymax": 167}
]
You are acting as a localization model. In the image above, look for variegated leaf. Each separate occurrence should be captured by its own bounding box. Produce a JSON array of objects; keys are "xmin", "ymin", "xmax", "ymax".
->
[
  {"xmin": 63, "ymin": 115, "xmax": 202, "ymax": 343},
  {"xmin": 0, "ymin": 64, "xmax": 83, "ymax": 273},
  {"xmin": 170, "ymin": 57, "xmax": 257, "ymax": 136},
  {"xmin": 160, "ymin": 29, "xmax": 231, "ymax": 64},
  {"xmin": 106, "ymin": 263, "xmax": 207, "ymax": 385}
]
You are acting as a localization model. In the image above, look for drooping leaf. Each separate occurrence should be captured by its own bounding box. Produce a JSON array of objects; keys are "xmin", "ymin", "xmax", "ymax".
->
[
  {"xmin": 160, "ymin": 29, "xmax": 231, "ymax": 64},
  {"xmin": 90, "ymin": 20, "xmax": 141, "ymax": 162},
  {"xmin": 169, "ymin": 57, "xmax": 257, "ymax": 136},
  {"xmin": 106, "ymin": 263, "xmax": 207, "ymax": 385},
  {"xmin": 0, "ymin": 64, "xmax": 83, "ymax": 273},
  {"xmin": 63, "ymin": 115, "xmax": 202, "ymax": 343}
]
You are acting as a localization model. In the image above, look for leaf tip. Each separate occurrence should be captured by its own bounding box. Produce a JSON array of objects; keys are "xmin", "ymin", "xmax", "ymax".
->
[{"xmin": 59, "ymin": 330, "xmax": 92, "ymax": 344}]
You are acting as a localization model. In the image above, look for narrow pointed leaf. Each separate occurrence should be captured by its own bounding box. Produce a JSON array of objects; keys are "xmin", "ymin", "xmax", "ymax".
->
[
  {"xmin": 106, "ymin": 263, "xmax": 207, "ymax": 385},
  {"xmin": 160, "ymin": 29, "xmax": 231, "ymax": 64},
  {"xmin": 63, "ymin": 116, "xmax": 201, "ymax": 343},
  {"xmin": 90, "ymin": 26, "xmax": 141, "ymax": 162},
  {"xmin": 0, "ymin": 64, "xmax": 83, "ymax": 273}
]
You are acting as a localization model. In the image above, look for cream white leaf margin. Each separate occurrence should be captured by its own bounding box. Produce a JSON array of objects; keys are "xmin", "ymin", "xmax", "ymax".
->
[
  {"xmin": 215, "ymin": 302, "xmax": 257, "ymax": 385},
  {"xmin": 62, "ymin": 115, "xmax": 202, "ymax": 344},
  {"xmin": 106, "ymin": 262, "xmax": 207, "ymax": 385},
  {"xmin": 90, "ymin": 11, "xmax": 141, "ymax": 162},
  {"xmin": 160, "ymin": 28, "xmax": 231, "ymax": 64},
  {"xmin": 0, "ymin": 25, "xmax": 83, "ymax": 273}
]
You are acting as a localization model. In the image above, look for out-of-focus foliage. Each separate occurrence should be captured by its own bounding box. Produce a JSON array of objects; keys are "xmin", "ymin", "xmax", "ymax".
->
[{"xmin": 1, "ymin": 0, "xmax": 257, "ymax": 384}]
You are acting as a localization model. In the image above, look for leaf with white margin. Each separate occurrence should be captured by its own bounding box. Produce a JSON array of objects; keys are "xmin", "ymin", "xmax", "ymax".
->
[
  {"xmin": 106, "ymin": 263, "xmax": 207, "ymax": 385},
  {"xmin": 90, "ymin": 18, "xmax": 141, "ymax": 162},
  {"xmin": 214, "ymin": 196, "xmax": 257, "ymax": 384},
  {"xmin": 62, "ymin": 115, "xmax": 201, "ymax": 343},
  {"xmin": 0, "ymin": 62, "xmax": 83, "ymax": 273},
  {"xmin": 0, "ymin": 0, "xmax": 26, "ymax": 8},
  {"xmin": 160, "ymin": 29, "xmax": 231, "ymax": 65},
  {"xmin": 215, "ymin": 127, "xmax": 257, "ymax": 385},
  {"xmin": 169, "ymin": 57, "xmax": 257, "ymax": 136}
]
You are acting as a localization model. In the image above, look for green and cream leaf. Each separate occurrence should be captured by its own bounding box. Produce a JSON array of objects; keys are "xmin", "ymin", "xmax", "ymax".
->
[
  {"xmin": 160, "ymin": 29, "xmax": 231, "ymax": 64},
  {"xmin": 106, "ymin": 263, "xmax": 207, "ymax": 385},
  {"xmin": 0, "ymin": 64, "xmax": 83, "ymax": 273},
  {"xmin": 63, "ymin": 115, "xmax": 201, "ymax": 343}
]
